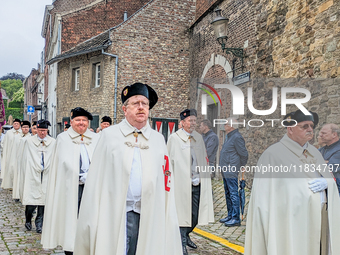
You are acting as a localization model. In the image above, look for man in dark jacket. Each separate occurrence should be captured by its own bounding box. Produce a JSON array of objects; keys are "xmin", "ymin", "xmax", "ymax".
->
[
  {"xmin": 219, "ymin": 118, "xmax": 248, "ymax": 227},
  {"xmin": 200, "ymin": 119, "xmax": 219, "ymax": 177},
  {"xmin": 319, "ymin": 123, "xmax": 340, "ymax": 195}
]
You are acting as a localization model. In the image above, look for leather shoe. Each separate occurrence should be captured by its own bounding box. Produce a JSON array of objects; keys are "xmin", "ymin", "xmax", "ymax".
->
[
  {"xmin": 36, "ymin": 227, "xmax": 42, "ymax": 233},
  {"xmin": 25, "ymin": 222, "xmax": 32, "ymax": 231},
  {"xmin": 224, "ymin": 219, "xmax": 241, "ymax": 227},
  {"xmin": 219, "ymin": 215, "xmax": 232, "ymax": 223},
  {"xmin": 182, "ymin": 245, "xmax": 188, "ymax": 255},
  {"xmin": 187, "ymin": 235, "xmax": 197, "ymax": 249}
]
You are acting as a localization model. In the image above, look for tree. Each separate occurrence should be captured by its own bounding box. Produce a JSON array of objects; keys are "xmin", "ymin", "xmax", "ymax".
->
[
  {"xmin": 12, "ymin": 87, "xmax": 24, "ymax": 103},
  {"xmin": 0, "ymin": 79, "xmax": 23, "ymax": 99},
  {"xmin": 0, "ymin": 73, "xmax": 25, "ymax": 82}
]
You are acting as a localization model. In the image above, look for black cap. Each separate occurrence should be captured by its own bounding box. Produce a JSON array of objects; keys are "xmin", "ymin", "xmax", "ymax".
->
[
  {"xmin": 21, "ymin": 120, "xmax": 31, "ymax": 128},
  {"xmin": 32, "ymin": 121, "xmax": 37, "ymax": 126},
  {"xmin": 283, "ymin": 109, "xmax": 319, "ymax": 128},
  {"xmin": 37, "ymin": 119, "xmax": 51, "ymax": 129},
  {"xmin": 13, "ymin": 118, "xmax": 21, "ymax": 124},
  {"xmin": 101, "ymin": 116, "xmax": 112, "ymax": 125},
  {"xmin": 121, "ymin": 82, "xmax": 158, "ymax": 109},
  {"xmin": 65, "ymin": 123, "xmax": 71, "ymax": 129},
  {"xmin": 71, "ymin": 107, "xmax": 93, "ymax": 121},
  {"xmin": 180, "ymin": 109, "xmax": 197, "ymax": 120}
]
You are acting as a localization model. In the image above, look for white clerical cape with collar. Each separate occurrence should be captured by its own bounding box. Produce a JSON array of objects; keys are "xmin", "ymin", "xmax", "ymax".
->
[
  {"xmin": 73, "ymin": 119, "xmax": 182, "ymax": 255},
  {"xmin": 20, "ymin": 134, "xmax": 56, "ymax": 205},
  {"xmin": 41, "ymin": 127, "xmax": 99, "ymax": 252},
  {"xmin": 12, "ymin": 132, "xmax": 31, "ymax": 199},
  {"xmin": 1, "ymin": 128, "xmax": 22, "ymax": 188},
  {"xmin": 167, "ymin": 129, "xmax": 214, "ymax": 226},
  {"xmin": 245, "ymin": 134, "xmax": 340, "ymax": 255}
]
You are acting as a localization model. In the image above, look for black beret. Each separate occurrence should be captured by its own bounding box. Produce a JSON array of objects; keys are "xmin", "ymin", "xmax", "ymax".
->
[
  {"xmin": 65, "ymin": 123, "xmax": 71, "ymax": 129},
  {"xmin": 283, "ymin": 109, "xmax": 319, "ymax": 128},
  {"xmin": 180, "ymin": 109, "xmax": 197, "ymax": 121},
  {"xmin": 101, "ymin": 116, "xmax": 112, "ymax": 125},
  {"xmin": 21, "ymin": 120, "xmax": 31, "ymax": 128},
  {"xmin": 13, "ymin": 118, "xmax": 21, "ymax": 124},
  {"xmin": 71, "ymin": 107, "xmax": 93, "ymax": 121},
  {"xmin": 37, "ymin": 119, "xmax": 51, "ymax": 129},
  {"xmin": 32, "ymin": 121, "xmax": 37, "ymax": 126},
  {"xmin": 121, "ymin": 82, "xmax": 158, "ymax": 109}
]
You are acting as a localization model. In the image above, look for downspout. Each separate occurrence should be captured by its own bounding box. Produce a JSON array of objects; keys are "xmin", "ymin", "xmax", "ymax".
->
[{"xmin": 101, "ymin": 49, "xmax": 118, "ymax": 124}]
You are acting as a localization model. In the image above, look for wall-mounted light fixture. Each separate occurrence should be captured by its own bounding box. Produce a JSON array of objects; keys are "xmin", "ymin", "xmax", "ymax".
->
[{"xmin": 211, "ymin": 8, "xmax": 244, "ymax": 67}]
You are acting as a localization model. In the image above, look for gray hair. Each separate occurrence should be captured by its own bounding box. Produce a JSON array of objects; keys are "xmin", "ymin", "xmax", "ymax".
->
[
  {"xmin": 227, "ymin": 117, "xmax": 239, "ymax": 128},
  {"xmin": 329, "ymin": 123, "xmax": 340, "ymax": 137},
  {"xmin": 201, "ymin": 119, "xmax": 212, "ymax": 129}
]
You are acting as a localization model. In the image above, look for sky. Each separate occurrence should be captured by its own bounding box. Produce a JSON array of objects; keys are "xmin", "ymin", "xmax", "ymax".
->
[{"xmin": 0, "ymin": 0, "xmax": 52, "ymax": 79}]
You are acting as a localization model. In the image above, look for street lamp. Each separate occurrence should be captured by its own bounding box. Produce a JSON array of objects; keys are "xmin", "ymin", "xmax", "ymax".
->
[
  {"xmin": 211, "ymin": 8, "xmax": 244, "ymax": 67},
  {"xmin": 37, "ymin": 90, "xmax": 43, "ymax": 120}
]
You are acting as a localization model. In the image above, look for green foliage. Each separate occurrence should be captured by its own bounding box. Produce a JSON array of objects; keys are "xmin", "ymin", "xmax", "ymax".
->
[
  {"xmin": 3, "ymin": 99, "xmax": 23, "ymax": 121},
  {"xmin": 12, "ymin": 87, "xmax": 24, "ymax": 103},
  {"xmin": 8, "ymin": 101, "xmax": 22, "ymax": 108},
  {"xmin": 0, "ymin": 79, "xmax": 23, "ymax": 99}
]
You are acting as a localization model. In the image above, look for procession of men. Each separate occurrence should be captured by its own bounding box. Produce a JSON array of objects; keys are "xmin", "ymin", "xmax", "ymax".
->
[{"xmin": 0, "ymin": 82, "xmax": 340, "ymax": 255}]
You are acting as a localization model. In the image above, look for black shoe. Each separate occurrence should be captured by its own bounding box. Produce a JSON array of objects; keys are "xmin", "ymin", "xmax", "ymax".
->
[
  {"xmin": 224, "ymin": 219, "xmax": 241, "ymax": 227},
  {"xmin": 14, "ymin": 199, "xmax": 20, "ymax": 203},
  {"xmin": 219, "ymin": 215, "xmax": 232, "ymax": 223},
  {"xmin": 182, "ymin": 245, "xmax": 188, "ymax": 255},
  {"xmin": 36, "ymin": 227, "xmax": 42, "ymax": 233},
  {"xmin": 186, "ymin": 235, "xmax": 197, "ymax": 249},
  {"xmin": 25, "ymin": 222, "xmax": 32, "ymax": 231}
]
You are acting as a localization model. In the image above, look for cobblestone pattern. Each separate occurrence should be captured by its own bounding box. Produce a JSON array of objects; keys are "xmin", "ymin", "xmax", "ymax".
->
[
  {"xmin": 0, "ymin": 180, "xmax": 244, "ymax": 254},
  {"xmin": 197, "ymin": 179, "xmax": 249, "ymax": 247}
]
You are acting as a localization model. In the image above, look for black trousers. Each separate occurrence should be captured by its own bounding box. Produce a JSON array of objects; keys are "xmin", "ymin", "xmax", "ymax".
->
[
  {"xmin": 78, "ymin": 184, "xmax": 85, "ymax": 215},
  {"xmin": 126, "ymin": 211, "xmax": 141, "ymax": 255},
  {"xmin": 180, "ymin": 184, "xmax": 201, "ymax": 244},
  {"xmin": 25, "ymin": 205, "xmax": 44, "ymax": 227}
]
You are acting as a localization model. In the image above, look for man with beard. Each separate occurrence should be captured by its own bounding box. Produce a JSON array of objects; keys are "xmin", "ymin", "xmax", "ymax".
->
[
  {"xmin": 1, "ymin": 118, "xmax": 22, "ymax": 189},
  {"xmin": 41, "ymin": 107, "xmax": 100, "ymax": 255},
  {"xmin": 12, "ymin": 120, "xmax": 32, "ymax": 201},
  {"xmin": 245, "ymin": 110, "xmax": 340, "ymax": 255},
  {"xmin": 167, "ymin": 109, "xmax": 214, "ymax": 255},
  {"xmin": 20, "ymin": 120, "xmax": 55, "ymax": 233},
  {"xmin": 73, "ymin": 83, "xmax": 181, "ymax": 255}
]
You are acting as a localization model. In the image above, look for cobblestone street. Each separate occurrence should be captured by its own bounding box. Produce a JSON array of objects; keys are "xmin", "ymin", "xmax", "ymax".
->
[{"xmin": 0, "ymin": 179, "xmax": 245, "ymax": 255}]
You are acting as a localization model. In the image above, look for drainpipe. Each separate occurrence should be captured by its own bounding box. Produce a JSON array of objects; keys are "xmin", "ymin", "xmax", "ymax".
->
[{"xmin": 101, "ymin": 49, "xmax": 119, "ymax": 124}]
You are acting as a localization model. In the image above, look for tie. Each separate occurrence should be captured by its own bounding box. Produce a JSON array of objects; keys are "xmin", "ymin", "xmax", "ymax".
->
[{"xmin": 41, "ymin": 147, "xmax": 44, "ymax": 183}]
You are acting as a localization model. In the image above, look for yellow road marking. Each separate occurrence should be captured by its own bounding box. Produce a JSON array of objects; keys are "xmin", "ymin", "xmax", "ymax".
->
[{"xmin": 193, "ymin": 227, "xmax": 244, "ymax": 254}]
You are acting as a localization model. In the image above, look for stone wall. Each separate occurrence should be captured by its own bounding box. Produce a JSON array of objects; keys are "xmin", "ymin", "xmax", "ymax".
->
[
  {"xmin": 56, "ymin": 0, "xmax": 196, "ymax": 126},
  {"xmin": 56, "ymin": 51, "xmax": 115, "ymax": 124},
  {"xmin": 107, "ymin": 0, "xmax": 196, "ymax": 122}
]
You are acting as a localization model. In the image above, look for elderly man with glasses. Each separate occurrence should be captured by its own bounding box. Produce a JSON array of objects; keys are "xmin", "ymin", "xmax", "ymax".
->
[
  {"xmin": 73, "ymin": 83, "xmax": 182, "ymax": 255},
  {"xmin": 245, "ymin": 109, "xmax": 340, "ymax": 255}
]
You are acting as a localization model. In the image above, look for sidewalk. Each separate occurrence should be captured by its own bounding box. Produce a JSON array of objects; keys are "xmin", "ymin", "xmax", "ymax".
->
[{"xmin": 193, "ymin": 178, "xmax": 250, "ymax": 254}]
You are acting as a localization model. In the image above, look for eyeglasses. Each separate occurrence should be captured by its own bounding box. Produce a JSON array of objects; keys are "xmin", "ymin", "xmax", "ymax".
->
[
  {"xmin": 296, "ymin": 124, "xmax": 314, "ymax": 130},
  {"xmin": 129, "ymin": 101, "xmax": 149, "ymax": 108}
]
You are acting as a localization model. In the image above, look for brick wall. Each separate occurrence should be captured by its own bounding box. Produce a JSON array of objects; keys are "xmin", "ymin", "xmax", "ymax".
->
[
  {"xmin": 56, "ymin": 51, "xmax": 115, "ymax": 124},
  {"xmin": 52, "ymin": 0, "xmax": 150, "ymax": 52}
]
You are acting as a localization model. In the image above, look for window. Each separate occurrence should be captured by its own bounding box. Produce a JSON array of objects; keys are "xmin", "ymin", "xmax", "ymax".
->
[
  {"xmin": 95, "ymin": 63, "xmax": 100, "ymax": 87},
  {"xmin": 73, "ymin": 68, "xmax": 80, "ymax": 91},
  {"xmin": 90, "ymin": 115, "xmax": 99, "ymax": 131}
]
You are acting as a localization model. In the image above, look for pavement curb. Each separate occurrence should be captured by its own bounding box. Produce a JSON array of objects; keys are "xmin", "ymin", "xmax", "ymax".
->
[{"xmin": 193, "ymin": 227, "xmax": 244, "ymax": 254}]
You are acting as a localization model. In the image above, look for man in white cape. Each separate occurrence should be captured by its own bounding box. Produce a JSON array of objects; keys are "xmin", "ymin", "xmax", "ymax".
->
[
  {"xmin": 73, "ymin": 82, "xmax": 182, "ymax": 255},
  {"xmin": 41, "ymin": 107, "xmax": 99, "ymax": 255},
  {"xmin": 1, "ymin": 118, "xmax": 22, "ymax": 188},
  {"xmin": 167, "ymin": 109, "xmax": 214, "ymax": 255},
  {"xmin": 20, "ymin": 120, "xmax": 55, "ymax": 233},
  {"xmin": 12, "ymin": 120, "xmax": 32, "ymax": 201},
  {"xmin": 245, "ymin": 110, "xmax": 340, "ymax": 255}
]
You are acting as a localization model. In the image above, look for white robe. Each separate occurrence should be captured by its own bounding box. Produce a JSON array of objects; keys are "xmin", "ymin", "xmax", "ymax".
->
[
  {"xmin": 41, "ymin": 127, "xmax": 99, "ymax": 252},
  {"xmin": 167, "ymin": 129, "xmax": 214, "ymax": 226},
  {"xmin": 245, "ymin": 134, "xmax": 340, "ymax": 255},
  {"xmin": 1, "ymin": 128, "xmax": 22, "ymax": 189},
  {"xmin": 20, "ymin": 135, "xmax": 56, "ymax": 205},
  {"xmin": 12, "ymin": 132, "xmax": 31, "ymax": 199},
  {"xmin": 73, "ymin": 119, "xmax": 182, "ymax": 255}
]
